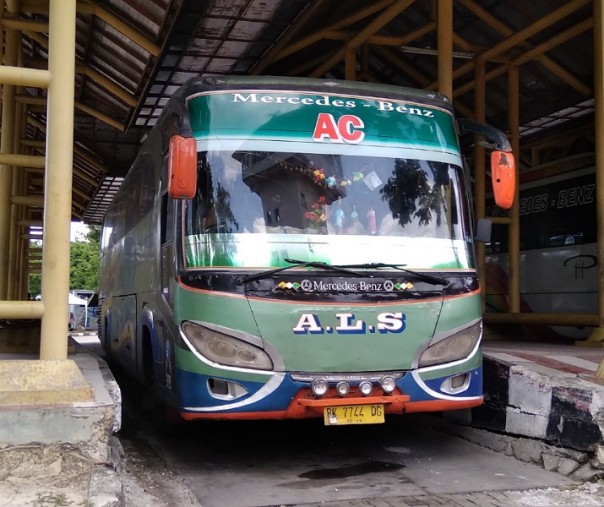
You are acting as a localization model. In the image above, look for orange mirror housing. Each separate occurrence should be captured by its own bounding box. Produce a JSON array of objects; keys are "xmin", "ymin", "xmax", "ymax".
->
[
  {"xmin": 490, "ymin": 150, "xmax": 516, "ymax": 209},
  {"xmin": 168, "ymin": 135, "xmax": 197, "ymax": 199}
]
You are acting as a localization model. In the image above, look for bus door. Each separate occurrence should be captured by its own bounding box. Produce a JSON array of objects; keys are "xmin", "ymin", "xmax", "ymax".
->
[{"xmin": 156, "ymin": 192, "xmax": 177, "ymax": 390}]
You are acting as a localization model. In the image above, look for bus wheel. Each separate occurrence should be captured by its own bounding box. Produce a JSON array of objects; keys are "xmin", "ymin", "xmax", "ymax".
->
[
  {"xmin": 101, "ymin": 317, "xmax": 113, "ymax": 366},
  {"xmin": 141, "ymin": 331, "xmax": 183, "ymax": 433}
]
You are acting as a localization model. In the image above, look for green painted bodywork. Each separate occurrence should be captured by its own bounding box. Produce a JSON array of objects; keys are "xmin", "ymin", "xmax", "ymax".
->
[
  {"xmin": 174, "ymin": 282, "xmax": 482, "ymax": 374},
  {"xmin": 188, "ymin": 91, "xmax": 459, "ymax": 155}
]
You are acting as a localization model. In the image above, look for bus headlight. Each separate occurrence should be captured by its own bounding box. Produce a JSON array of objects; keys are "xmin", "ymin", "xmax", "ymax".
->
[
  {"xmin": 182, "ymin": 321, "xmax": 273, "ymax": 370},
  {"xmin": 380, "ymin": 375, "xmax": 396, "ymax": 393},
  {"xmin": 418, "ymin": 320, "xmax": 482, "ymax": 368},
  {"xmin": 311, "ymin": 378, "xmax": 329, "ymax": 397}
]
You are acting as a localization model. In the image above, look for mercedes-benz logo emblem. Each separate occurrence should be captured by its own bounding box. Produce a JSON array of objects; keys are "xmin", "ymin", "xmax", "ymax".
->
[
  {"xmin": 301, "ymin": 279, "xmax": 313, "ymax": 291},
  {"xmin": 383, "ymin": 280, "xmax": 394, "ymax": 291}
]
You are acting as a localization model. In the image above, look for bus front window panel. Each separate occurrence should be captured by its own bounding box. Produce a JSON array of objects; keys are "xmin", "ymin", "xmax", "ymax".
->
[{"xmin": 183, "ymin": 150, "xmax": 472, "ymax": 269}]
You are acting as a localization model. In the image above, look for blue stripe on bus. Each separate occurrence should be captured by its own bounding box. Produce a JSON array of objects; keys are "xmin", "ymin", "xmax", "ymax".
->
[{"xmin": 175, "ymin": 365, "xmax": 482, "ymax": 414}]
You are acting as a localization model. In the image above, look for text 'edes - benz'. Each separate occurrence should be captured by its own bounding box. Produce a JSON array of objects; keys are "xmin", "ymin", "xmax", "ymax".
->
[{"xmin": 99, "ymin": 76, "xmax": 515, "ymax": 425}]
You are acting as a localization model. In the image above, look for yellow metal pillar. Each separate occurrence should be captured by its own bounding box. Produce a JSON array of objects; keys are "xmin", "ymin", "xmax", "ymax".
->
[
  {"xmin": 344, "ymin": 46, "xmax": 356, "ymax": 80},
  {"xmin": 0, "ymin": 21, "xmax": 19, "ymax": 298},
  {"xmin": 474, "ymin": 62, "xmax": 487, "ymax": 312},
  {"xmin": 437, "ymin": 0, "xmax": 453, "ymax": 101},
  {"xmin": 591, "ymin": 0, "xmax": 604, "ymax": 352},
  {"xmin": 8, "ymin": 79, "xmax": 25, "ymax": 300},
  {"xmin": 39, "ymin": 0, "xmax": 77, "ymax": 360},
  {"xmin": 507, "ymin": 64, "xmax": 521, "ymax": 313}
]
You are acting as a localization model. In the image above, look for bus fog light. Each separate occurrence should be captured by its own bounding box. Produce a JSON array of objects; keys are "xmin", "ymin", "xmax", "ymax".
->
[
  {"xmin": 441, "ymin": 373, "xmax": 470, "ymax": 394},
  {"xmin": 380, "ymin": 376, "xmax": 396, "ymax": 393},
  {"xmin": 311, "ymin": 378, "xmax": 329, "ymax": 397},
  {"xmin": 450, "ymin": 374, "xmax": 467, "ymax": 389},
  {"xmin": 359, "ymin": 381, "xmax": 373, "ymax": 396},
  {"xmin": 336, "ymin": 382, "xmax": 350, "ymax": 397},
  {"xmin": 207, "ymin": 378, "xmax": 248, "ymax": 400}
]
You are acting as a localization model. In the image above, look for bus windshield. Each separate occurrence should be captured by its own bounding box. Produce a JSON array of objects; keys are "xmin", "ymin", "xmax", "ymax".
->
[{"xmin": 183, "ymin": 147, "xmax": 474, "ymax": 270}]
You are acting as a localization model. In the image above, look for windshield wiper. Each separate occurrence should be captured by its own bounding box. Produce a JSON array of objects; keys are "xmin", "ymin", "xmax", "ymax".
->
[
  {"xmin": 336, "ymin": 263, "xmax": 449, "ymax": 286},
  {"xmin": 237, "ymin": 258, "xmax": 365, "ymax": 285}
]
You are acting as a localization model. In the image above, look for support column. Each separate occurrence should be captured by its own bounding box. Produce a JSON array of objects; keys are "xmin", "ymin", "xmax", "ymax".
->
[
  {"xmin": 507, "ymin": 64, "xmax": 521, "ymax": 313},
  {"xmin": 0, "ymin": 24, "xmax": 19, "ymax": 298},
  {"xmin": 591, "ymin": 0, "xmax": 604, "ymax": 349},
  {"xmin": 474, "ymin": 62, "xmax": 486, "ymax": 312},
  {"xmin": 40, "ymin": 0, "xmax": 76, "ymax": 360},
  {"xmin": 344, "ymin": 46, "xmax": 356, "ymax": 80},
  {"xmin": 8, "ymin": 82, "xmax": 25, "ymax": 299},
  {"xmin": 437, "ymin": 0, "xmax": 453, "ymax": 101}
]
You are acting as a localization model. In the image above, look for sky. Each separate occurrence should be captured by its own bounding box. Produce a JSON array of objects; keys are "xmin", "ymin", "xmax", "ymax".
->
[{"xmin": 71, "ymin": 221, "xmax": 89, "ymax": 241}]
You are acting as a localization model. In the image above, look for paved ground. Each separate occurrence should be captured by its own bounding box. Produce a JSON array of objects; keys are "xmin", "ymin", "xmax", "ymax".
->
[
  {"xmin": 1, "ymin": 334, "xmax": 604, "ymax": 506},
  {"xmin": 2, "ymin": 450, "xmax": 603, "ymax": 507},
  {"xmin": 293, "ymin": 482, "xmax": 604, "ymax": 506}
]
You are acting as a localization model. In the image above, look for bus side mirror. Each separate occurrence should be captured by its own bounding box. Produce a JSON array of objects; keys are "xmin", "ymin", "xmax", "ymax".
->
[
  {"xmin": 491, "ymin": 150, "xmax": 515, "ymax": 209},
  {"xmin": 474, "ymin": 218, "xmax": 492, "ymax": 243},
  {"xmin": 168, "ymin": 135, "xmax": 197, "ymax": 199}
]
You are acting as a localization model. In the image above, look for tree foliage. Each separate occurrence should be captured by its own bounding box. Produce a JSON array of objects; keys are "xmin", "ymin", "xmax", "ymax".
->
[
  {"xmin": 27, "ymin": 226, "xmax": 101, "ymax": 297},
  {"xmin": 379, "ymin": 159, "xmax": 445, "ymax": 228},
  {"xmin": 29, "ymin": 273, "xmax": 41, "ymax": 298},
  {"xmin": 70, "ymin": 225, "xmax": 100, "ymax": 290}
]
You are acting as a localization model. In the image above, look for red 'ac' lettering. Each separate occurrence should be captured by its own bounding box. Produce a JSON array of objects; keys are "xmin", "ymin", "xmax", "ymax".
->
[
  {"xmin": 313, "ymin": 113, "xmax": 365, "ymax": 144},
  {"xmin": 337, "ymin": 115, "xmax": 365, "ymax": 143}
]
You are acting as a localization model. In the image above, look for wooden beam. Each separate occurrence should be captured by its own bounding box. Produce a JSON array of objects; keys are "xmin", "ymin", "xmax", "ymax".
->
[
  {"xmin": 454, "ymin": 64, "xmax": 507, "ymax": 97},
  {"xmin": 428, "ymin": 0, "xmax": 591, "ymax": 90},
  {"xmin": 272, "ymin": 0, "xmax": 397, "ymax": 63},
  {"xmin": 311, "ymin": 0, "xmax": 416, "ymax": 78},
  {"xmin": 21, "ymin": 0, "xmax": 161, "ymax": 56},
  {"xmin": 287, "ymin": 50, "xmax": 340, "ymax": 77},
  {"xmin": 371, "ymin": 45, "xmax": 474, "ymax": 118},
  {"xmin": 513, "ymin": 18, "xmax": 593, "ymax": 64},
  {"xmin": 324, "ymin": 22, "xmax": 436, "ymax": 47},
  {"xmin": 344, "ymin": 47, "xmax": 357, "ymax": 80},
  {"xmin": 437, "ymin": 0, "xmax": 453, "ymax": 100},
  {"xmin": 372, "ymin": 45, "xmax": 430, "ymax": 87},
  {"xmin": 251, "ymin": 0, "xmax": 329, "ymax": 74},
  {"xmin": 454, "ymin": 0, "xmax": 591, "ymax": 95},
  {"xmin": 347, "ymin": 0, "xmax": 416, "ymax": 50}
]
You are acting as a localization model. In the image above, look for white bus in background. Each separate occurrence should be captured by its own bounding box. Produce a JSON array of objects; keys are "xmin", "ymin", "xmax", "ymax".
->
[{"xmin": 485, "ymin": 154, "xmax": 597, "ymax": 340}]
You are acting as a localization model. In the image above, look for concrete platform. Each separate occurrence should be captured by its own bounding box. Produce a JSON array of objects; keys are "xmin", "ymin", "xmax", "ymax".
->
[
  {"xmin": 0, "ymin": 342, "xmax": 123, "ymax": 507},
  {"xmin": 0, "ymin": 352, "xmax": 121, "ymax": 461},
  {"xmin": 480, "ymin": 340, "xmax": 604, "ymax": 448},
  {"xmin": 440, "ymin": 337, "xmax": 604, "ymax": 478}
]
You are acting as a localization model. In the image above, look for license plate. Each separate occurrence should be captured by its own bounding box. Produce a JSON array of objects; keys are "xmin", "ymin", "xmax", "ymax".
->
[{"xmin": 323, "ymin": 404, "xmax": 385, "ymax": 425}]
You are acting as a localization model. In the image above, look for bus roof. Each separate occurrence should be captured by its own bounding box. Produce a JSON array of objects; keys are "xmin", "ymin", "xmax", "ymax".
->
[{"xmin": 175, "ymin": 75, "xmax": 452, "ymax": 109}]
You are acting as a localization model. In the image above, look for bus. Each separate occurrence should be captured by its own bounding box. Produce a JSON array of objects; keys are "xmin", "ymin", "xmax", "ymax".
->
[
  {"xmin": 486, "ymin": 154, "xmax": 597, "ymax": 340},
  {"xmin": 99, "ymin": 75, "xmax": 514, "ymax": 425}
]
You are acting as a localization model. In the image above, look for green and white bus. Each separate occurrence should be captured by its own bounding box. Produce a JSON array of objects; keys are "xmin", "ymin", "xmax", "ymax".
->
[{"xmin": 99, "ymin": 75, "xmax": 514, "ymax": 425}]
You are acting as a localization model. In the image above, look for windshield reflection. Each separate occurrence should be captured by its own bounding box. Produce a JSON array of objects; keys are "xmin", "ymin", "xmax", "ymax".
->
[
  {"xmin": 183, "ymin": 150, "xmax": 473, "ymax": 269},
  {"xmin": 187, "ymin": 151, "xmax": 465, "ymax": 235}
]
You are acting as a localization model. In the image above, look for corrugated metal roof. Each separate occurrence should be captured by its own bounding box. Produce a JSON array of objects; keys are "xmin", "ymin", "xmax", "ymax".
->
[{"xmin": 9, "ymin": 0, "xmax": 597, "ymax": 225}]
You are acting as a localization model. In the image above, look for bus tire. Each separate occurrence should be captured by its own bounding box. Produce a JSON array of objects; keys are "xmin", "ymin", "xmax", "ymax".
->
[
  {"xmin": 101, "ymin": 316, "xmax": 113, "ymax": 366},
  {"xmin": 141, "ymin": 328, "xmax": 184, "ymax": 432}
]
